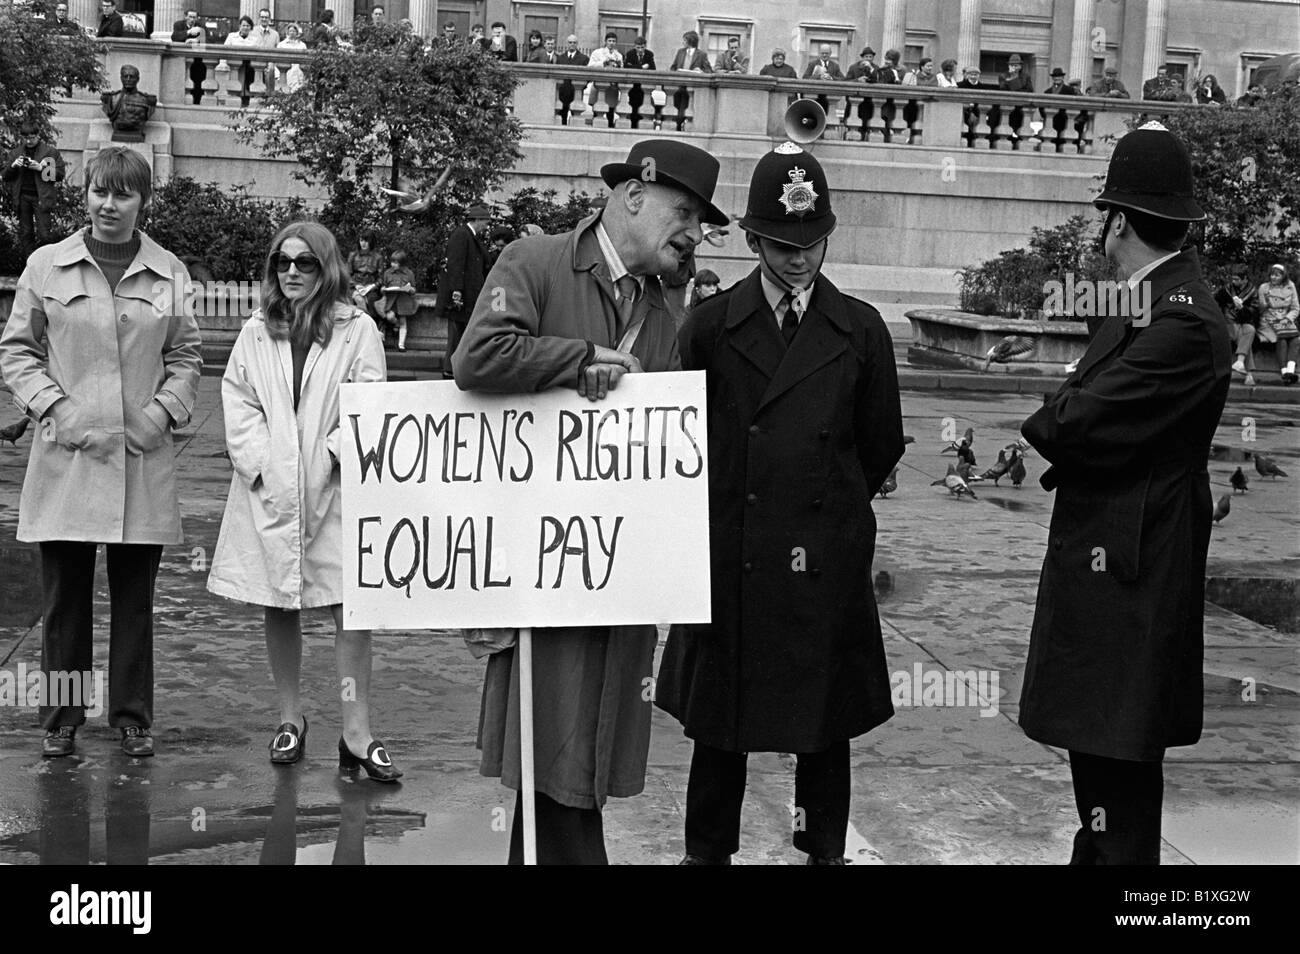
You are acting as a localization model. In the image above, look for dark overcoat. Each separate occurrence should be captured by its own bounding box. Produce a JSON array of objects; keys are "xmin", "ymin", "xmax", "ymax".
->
[
  {"xmin": 453, "ymin": 212, "xmax": 680, "ymax": 809},
  {"xmin": 1018, "ymin": 249, "xmax": 1232, "ymax": 761},
  {"xmin": 434, "ymin": 223, "xmax": 488, "ymax": 324},
  {"xmin": 655, "ymin": 270, "xmax": 905, "ymax": 753}
]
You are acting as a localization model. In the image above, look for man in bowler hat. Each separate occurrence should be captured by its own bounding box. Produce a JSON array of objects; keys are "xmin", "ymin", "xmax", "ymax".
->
[
  {"xmin": 453, "ymin": 139, "xmax": 728, "ymax": 864},
  {"xmin": 435, "ymin": 203, "xmax": 492, "ymax": 378},
  {"xmin": 1018, "ymin": 123, "xmax": 1231, "ymax": 863},
  {"xmin": 655, "ymin": 142, "xmax": 905, "ymax": 864}
]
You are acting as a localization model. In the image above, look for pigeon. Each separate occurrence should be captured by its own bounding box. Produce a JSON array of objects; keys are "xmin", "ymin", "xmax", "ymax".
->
[
  {"xmin": 945, "ymin": 471, "xmax": 977, "ymax": 499},
  {"xmin": 985, "ymin": 335, "xmax": 1035, "ymax": 371},
  {"xmin": 0, "ymin": 418, "xmax": 31, "ymax": 446},
  {"xmin": 877, "ymin": 468, "xmax": 898, "ymax": 498},
  {"xmin": 1212, "ymin": 494, "xmax": 1230, "ymax": 524},
  {"xmin": 979, "ymin": 449, "xmax": 1010, "ymax": 485},
  {"xmin": 873, "ymin": 570, "xmax": 893, "ymax": 598},
  {"xmin": 1254, "ymin": 454, "xmax": 1288, "ymax": 480},
  {"xmin": 1004, "ymin": 438, "xmax": 1031, "ymax": 456},
  {"xmin": 941, "ymin": 427, "xmax": 974, "ymax": 453},
  {"xmin": 956, "ymin": 460, "xmax": 981, "ymax": 482},
  {"xmin": 903, "ymin": 435, "xmax": 916, "ymax": 445},
  {"xmin": 933, "ymin": 464, "xmax": 977, "ymax": 498},
  {"xmin": 1230, "ymin": 466, "xmax": 1249, "ymax": 493},
  {"xmin": 1008, "ymin": 452, "xmax": 1027, "ymax": 488},
  {"xmin": 380, "ymin": 163, "xmax": 454, "ymax": 212}
]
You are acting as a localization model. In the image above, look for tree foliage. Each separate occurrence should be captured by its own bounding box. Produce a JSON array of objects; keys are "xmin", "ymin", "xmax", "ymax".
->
[
  {"xmin": 501, "ymin": 187, "xmax": 603, "ymax": 236},
  {"xmin": 0, "ymin": 1, "xmax": 104, "ymax": 153},
  {"xmin": 1126, "ymin": 84, "xmax": 1300, "ymax": 286},
  {"xmin": 958, "ymin": 215, "xmax": 1109, "ymax": 318},
  {"xmin": 233, "ymin": 21, "xmax": 524, "ymax": 238}
]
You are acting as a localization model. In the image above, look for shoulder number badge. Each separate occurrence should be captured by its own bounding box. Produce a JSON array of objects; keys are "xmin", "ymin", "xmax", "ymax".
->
[{"xmin": 779, "ymin": 165, "xmax": 819, "ymax": 217}]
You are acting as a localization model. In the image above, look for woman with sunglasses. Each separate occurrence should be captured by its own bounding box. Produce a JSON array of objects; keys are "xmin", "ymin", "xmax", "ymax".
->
[{"xmin": 207, "ymin": 221, "xmax": 402, "ymax": 781}]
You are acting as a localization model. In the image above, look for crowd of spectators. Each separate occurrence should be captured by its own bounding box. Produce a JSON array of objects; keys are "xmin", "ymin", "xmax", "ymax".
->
[{"xmin": 32, "ymin": 4, "xmax": 1273, "ymax": 115}]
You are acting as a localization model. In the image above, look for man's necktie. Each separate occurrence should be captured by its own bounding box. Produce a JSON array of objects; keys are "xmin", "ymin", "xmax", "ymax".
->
[
  {"xmin": 780, "ymin": 292, "xmax": 803, "ymax": 346},
  {"xmin": 615, "ymin": 274, "xmax": 638, "ymax": 341}
]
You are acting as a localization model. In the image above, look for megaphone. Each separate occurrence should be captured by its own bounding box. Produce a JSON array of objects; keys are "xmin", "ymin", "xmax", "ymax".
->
[{"xmin": 784, "ymin": 98, "xmax": 827, "ymax": 144}]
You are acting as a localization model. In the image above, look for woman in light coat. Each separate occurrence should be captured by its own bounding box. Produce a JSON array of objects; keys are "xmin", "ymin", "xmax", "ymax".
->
[
  {"xmin": 0, "ymin": 146, "xmax": 202, "ymax": 759},
  {"xmin": 207, "ymin": 220, "xmax": 401, "ymax": 781},
  {"xmin": 1258, "ymin": 263, "xmax": 1299, "ymax": 383}
]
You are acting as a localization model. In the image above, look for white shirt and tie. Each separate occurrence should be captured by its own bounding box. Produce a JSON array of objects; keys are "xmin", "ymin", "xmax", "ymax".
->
[
  {"xmin": 594, "ymin": 221, "xmax": 647, "ymax": 352},
  {"xmin": 759, "ymin": 271, "xmax": 809, "ymax": 345}
]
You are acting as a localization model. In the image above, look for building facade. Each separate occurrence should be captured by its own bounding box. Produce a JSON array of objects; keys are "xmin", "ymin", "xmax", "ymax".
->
[{"xmin": 53, "ymin": 0, "xmax": 1297, "ymax": 98}]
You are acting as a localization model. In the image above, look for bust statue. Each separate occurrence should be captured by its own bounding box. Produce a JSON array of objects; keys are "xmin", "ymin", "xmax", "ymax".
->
[{"xmin": 100, "ymin": 65, "xmax": 158, "ymax": 142}]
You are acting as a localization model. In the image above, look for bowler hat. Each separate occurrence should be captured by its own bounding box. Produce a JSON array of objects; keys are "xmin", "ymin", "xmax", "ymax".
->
[
  {"xmin": 738, "ymin": 142, "xmax": 836, "ymax": 248},
  {"xmin": 861, "ymin": 46, "xmax": 875, "ymax": 57},
  {"xmin": 466, "ymin": 203, "xmax": 493, "ymax": 219},
  {"xmin": 601, "ymin": 140, "xmax": 729, "ymax": 226},
  {"xmin": 1093, "ymin": 122, "xmax": 1205, "ymax": 221},
  {"xmin": 1050, "ymin": 67, "xmax": 1065, "ymax": 77}
]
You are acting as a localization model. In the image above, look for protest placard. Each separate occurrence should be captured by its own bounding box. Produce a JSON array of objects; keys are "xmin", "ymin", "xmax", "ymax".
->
[{"xmin": 340, "ymin": 373, "xmax": 711, "ymax": 630}]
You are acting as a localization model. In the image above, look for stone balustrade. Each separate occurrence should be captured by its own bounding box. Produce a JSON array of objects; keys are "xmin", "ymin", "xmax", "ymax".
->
[{"xmin": 90, "ymin": 39, "xmax": 1200, "ymax": 153}]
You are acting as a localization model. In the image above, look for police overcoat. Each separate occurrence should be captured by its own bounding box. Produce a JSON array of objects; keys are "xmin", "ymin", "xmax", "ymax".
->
[
  {"xmin": 1018, "ymin": 248, "xmax": 1231, "ymax": 760},
  {"xmin": 655, "ymin": 270, "xmax": 905, "ymax": 752}
]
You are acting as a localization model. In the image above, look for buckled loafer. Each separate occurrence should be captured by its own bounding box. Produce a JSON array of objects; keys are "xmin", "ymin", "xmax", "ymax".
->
[
  {"xmin": 42, "ymin": 726, "xmax": 77, "ymax": 758},
  {"xmin": 121, "ymin": 726, "xmax": 155, "ymax": 757},
  {"xmin": 269, "ymin": 716, "xmax": 307, "ymax": 764}
]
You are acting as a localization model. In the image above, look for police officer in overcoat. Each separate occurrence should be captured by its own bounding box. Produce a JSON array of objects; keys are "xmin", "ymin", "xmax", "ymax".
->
[
  {"xmin": 1018, "ymin": 123, "xmax": 1232, "ymax": 864},
  {"xmin": 655, "ymin": 143, "xmax": 905, "ymax": 864}
]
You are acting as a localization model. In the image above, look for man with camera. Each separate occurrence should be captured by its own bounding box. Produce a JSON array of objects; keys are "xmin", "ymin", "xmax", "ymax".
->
[{"xmin": 3, "ymin": 120, "xmax": 67, "ymax": 263}]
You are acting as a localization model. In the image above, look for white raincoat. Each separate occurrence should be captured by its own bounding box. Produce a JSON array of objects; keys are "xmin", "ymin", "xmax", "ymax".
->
[{"xmin": 207, "ymin": 303, "xmax": 385, "ymax": 609}]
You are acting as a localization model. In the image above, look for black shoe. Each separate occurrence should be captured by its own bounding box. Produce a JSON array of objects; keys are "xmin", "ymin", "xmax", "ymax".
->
[
  {"xmin": 42, "ymin": 726, "xmax": 76, "ymax": 758},
  {"xmin": 269, "ymin": 716, "xmax": 307, "ymax": 764},
  {"xmin": 679, "ymin": 853, "xmax": 730, "ymax": 865},
  {"xmin": 121, "ymin": 726, "xmax": 154, "ymax": 757},
  {"xmin": 806, "ymin": 854, "xmax": 847, "ymax": 865},
  {"xmin": 338, "ymin": 737, "xmax": 402, "ymax": 783}
]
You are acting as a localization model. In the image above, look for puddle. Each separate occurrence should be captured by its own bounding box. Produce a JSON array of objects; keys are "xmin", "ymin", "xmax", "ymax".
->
[
  {"xmin": 0, "ymin": 544, "xmax": 41, "ymax": 629},
  {"xmin": 982, "ymin": 497, "xmax": 1041, "ymax": 514},
  {"xmin": 1205, "ymin": 577, "xmax": 1300, "ymax": 634}
]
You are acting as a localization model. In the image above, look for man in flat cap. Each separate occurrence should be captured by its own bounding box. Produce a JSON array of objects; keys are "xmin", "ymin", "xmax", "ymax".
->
[
  {"xmin": 1018, "ymin": 123, "xmax": 1231, "ymax": 864},
  {"xmin": 656, "ymin": 142, "xmax": 904, "ymax": 864},
  {"xmin": 454, "ymin": 139, "xmax": 728, "ymax": 864}
]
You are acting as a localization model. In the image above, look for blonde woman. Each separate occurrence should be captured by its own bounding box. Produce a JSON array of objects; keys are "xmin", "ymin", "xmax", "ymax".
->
[{"xmin": 208, "ymin": 221, "xmax": 401, "ymax": 781}]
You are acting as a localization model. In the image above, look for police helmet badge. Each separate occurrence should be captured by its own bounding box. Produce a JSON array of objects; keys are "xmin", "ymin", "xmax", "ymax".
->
[{"xmin": 779, "ymin": 164, "xmax": 819, "ymax": 217}]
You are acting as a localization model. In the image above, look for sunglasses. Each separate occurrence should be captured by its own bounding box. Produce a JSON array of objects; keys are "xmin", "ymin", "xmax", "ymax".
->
[{"xmin": 273, "ymin": 252, "xmax": 320, "ymax": 274}]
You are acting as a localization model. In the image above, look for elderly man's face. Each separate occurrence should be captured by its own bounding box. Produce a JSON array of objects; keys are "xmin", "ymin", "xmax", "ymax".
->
[
  {"xmin": 628, "ymin": 182, "xmax": 703, "ymax": 276},
  {"xmin": 55, "ymin": 3, "xmax": 68, "ymax": 17},
  {"xmin": 100, "ymin": 1, "xmax": 113, "ymax": 13},
  {"xmin": 819, "ymin": 45, "xmax": 832, "ymax": 60},
  {"xmin": 565, "ymin": 36, "xmax": 577, "ymax": 51}
]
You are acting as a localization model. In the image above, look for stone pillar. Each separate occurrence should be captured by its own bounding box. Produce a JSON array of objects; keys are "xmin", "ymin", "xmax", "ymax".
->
[
  {"xmin": 152, "ymin": 0, "xmax": 186, "ymax": 39},
  {"xmin": 70, "ymin": 0, "xmax": 98, "ymax": 32},
  {"xmin": 956, "ymin": 0, "xmax": 981, "ymax": 73},
  {"xmin": 408, "ymin": 0, "xmax": 435, "ymax": 38},
  {"xmin": 880, "ymin": 0, "xmax": 906, "ymax": 57},
  {"xmin": 1140, "ymin": 0, "xmax": 1168, "ymax": 85},
  {"xmin": 240, "ymin": 0, "xmax": 260, "ymax": 18},
  {"xmin": 326, "ymin": 0, "xmax": 356, "ymax": 32},
  {"xmin": 1069, "ymin": 0, "xmax": 1095, "ymax": 81}
]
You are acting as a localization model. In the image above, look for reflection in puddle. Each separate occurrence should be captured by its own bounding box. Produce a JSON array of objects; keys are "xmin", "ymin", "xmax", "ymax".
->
[
  {"xmin": 0, "ymin": 544, "xmax": 41, "ymax": 629},
  {"xmin": 1206, "ymin": 577, "xmax": 1300, "ymax": 634}
]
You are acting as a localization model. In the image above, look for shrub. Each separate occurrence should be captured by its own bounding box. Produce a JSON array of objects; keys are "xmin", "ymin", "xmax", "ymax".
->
[{"xmin": 958, "ymin": 214, "xmax": 1109, "ymax": 318}]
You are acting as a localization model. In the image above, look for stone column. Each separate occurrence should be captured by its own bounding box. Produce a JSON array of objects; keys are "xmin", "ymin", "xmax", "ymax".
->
[
  {"xmin": 70, "ymin": 0, "xmax": 98, "ymax": 32},
  {"xmin": 326, "ymin": 0, "xmax": 356, "ymax": 32},
  {"xmin": 152, "ymin": 0, "xmax": 186, "ymax": 39},
  {"xmin": 1140, "ymin": 0, "xmax": 1168, "ymax": 85},
  {"xmin": 880, "ymin": 0, "xmax": 907, "ymax": 57},
  {"xmin": 956, "ymin": 0, "xmax": 981, "ymax": 73},
  {"xmin": 408, "ymin": 0, "xmax": 435, "ymax": 38},
  {"xmin": 1069, "ymin": 0, "xmax": 1095, "ymax": 81},
  {"xmin": 240, "ymin": 0, "xmax": 260, "ymax": 18}
]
